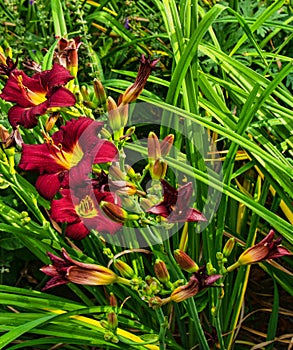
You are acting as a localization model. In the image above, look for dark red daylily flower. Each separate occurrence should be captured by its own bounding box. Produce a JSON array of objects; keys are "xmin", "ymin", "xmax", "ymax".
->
[
  {"xmin": 227, "ymin": 230, "xmax": 291, "ymax": 271},
  {"xmin": 18, "ymin": 117, "xmax": 118, "ymax": 199},
  {"xmin": 40, "ymin": 248, "xmax": 118, "ymax": 290},
  {"xmin": 0, "ymin": 63, "xmax": 76, "ymax": 128},
  {"xmin": 147, "ymin": 180, "xmax": 206, "ymax": 223},
  {"xmin": 50, "ymin": 187, "xmax": 122, "ymax": 240}
]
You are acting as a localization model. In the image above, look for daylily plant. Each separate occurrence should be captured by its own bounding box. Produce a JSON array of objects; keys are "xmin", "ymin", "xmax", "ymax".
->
[
  {"xmin": 147, "ymin": 180, "xmax": 207, "ymax": 222},
  {"xmin": 0, "ymin": 63, "xmax": 76, "ymax": 128},
  {"xmin": 18, "ymin": 117, "xmax": 118, "ymax": 199}
]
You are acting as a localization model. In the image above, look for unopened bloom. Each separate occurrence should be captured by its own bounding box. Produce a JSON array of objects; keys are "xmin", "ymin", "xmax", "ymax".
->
[
  {"xmin": 174, "ymin": 249, "xmax": 199, "ymax": 273},
  {"xmin": 0, "ymin": 63, "xmax": 76, "ymax": 128},
  {"xmin": 154, "ymin": 259, "xmax": 170, "ymax": 283},
  {"xmin": 18, "ymin": 117, "xmax": 118, "ymax": 199},
  {"xmin": 100, "ymin": 201, "xmax": 140, "ymax": 223},
  {"xmin": 50, "ymin": 188, "xmax": 122, "ymax": 240},
  {"xmin": 147, "ymin": 180, "xmax": 207, "ymax": 223},
  {"xmin": 41, "ymin": 248, "xmax": 118, "ymax": 290},
  {"xmin": 223, "ymin": 238, "xmax": 235, "ymax": 258},
  {"xmin": 227, "ymin": 230, "xmax": 291, "ymax": 271},
  {"xmin": 114, "ymin": 260, "xmax": 135, "ymax": 278},
  {"xmin": 119, "ymin": 55, "xmax": 159, "ymax": 105}
]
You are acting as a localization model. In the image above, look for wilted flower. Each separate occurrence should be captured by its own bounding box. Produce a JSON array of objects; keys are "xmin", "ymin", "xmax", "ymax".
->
[
  {"xmin": 54, "ymin": 37, "xmax": 81, "ymax": 77},
  {"xmin": 119, "ymin": 55, "xmax": 159, "ymax": 105},
  {"xmin": 18, "ymin": 117, "xmax": 118, "ymax": 199},
  {"xmin": 227, "ymin": 230, "xmax": 291, "ymax": 271},
  {"xmin": 0, "ymin": 63, "xmax": 76, "ymax": 129},
  {"xmin": 0, "ymin": 56, "xmax": 17, "ymax": 76},
  {"xmin": 147, "ymin": 180, "xmax": 207, "ymax": 223},
  {"xmin": 50, "ymin": 187, "xmax": 122, "ymax": 240},
  {"xmin": 41, "ymin": 248, "xmax": 120, "ymax": 290}
]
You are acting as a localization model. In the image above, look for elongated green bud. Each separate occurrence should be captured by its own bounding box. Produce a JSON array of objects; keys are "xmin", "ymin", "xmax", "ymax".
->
[
  {"xmin": 154, "ymin": 259, "xmax": 170, "ymax": 283},
  {"xmin": 114, "ymin": 260, "xmax": 135, "ymax": 278},
  {"xmin": 223, "ymin": 238, "xmax": 235, "ymax": 257},
  {"xmin": 174, "ymin": 249, "xmax": 199, "ymax": 273}
]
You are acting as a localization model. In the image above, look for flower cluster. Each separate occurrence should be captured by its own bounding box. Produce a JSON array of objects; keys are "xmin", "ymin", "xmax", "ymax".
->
[
  {"xmin": 0, "ymin": 44, "xmax": 207, "ymax": 242},
  {"xmin": 41, "ymin": 248, "xmax": 222, "ymax": 309}
]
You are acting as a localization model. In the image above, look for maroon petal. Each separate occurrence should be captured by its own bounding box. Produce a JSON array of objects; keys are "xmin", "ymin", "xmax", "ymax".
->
[
  {"xmin": 50, "ymin": 190, "xmax": 78, "ymax": 224},
  {"xmin": 47, "ymin": 87, "xmax": 76, "ymax": 107},
  {"xmin": 40, "ymin": 265, "xmax": 58, "ymax": 277},
  {"xmin": 36, "ymin": 173, "xmax": 64, "ymax": 200},
  {"xmin": 0, "ymin": 70, "xmax": 42, "ymax": 107},
  {"xmin": 39, "ymin": 63, "xmax": 74, "ymax": 90},
  {"xmin": 92, "ymin": 139, "xmax": 118, "ymax": 163},
  {"xmin": 161, "ymin": 180, "xmax": 177, "ymax": 206},
  {"xmin": 65, "ymin": 220, "xmax": 90, "ymax": 240},
  {"xmin": 84, "ymin": 208, "xmax": 122, "ymax": 235},
  {"xmin": 42, "ymin": 275, "xmax": 68, "ymax": 290},
  {"xmin": 204, "ymin": 274, "xmax": 222, "ymax": 287},
  {"xmin": 257, "ymin": 230, "xmax": 275, "ymax": 246},
  {"xmin": 186, "ymin": 208, "xmax": 207, "ymax": 222},
  {"xmin": 147, "ymin": 203, "xmax": 171, "ymax": 218},
  {"xmin": 267, "ymin": 246, "xmax": 292, "ymax": 259},
  {"xmin": 18, "ymin": 143, "xmax": 64, "ymax": 174},
  {"xmin": 8, "ymin": 103, "xmax": 48, "ymax": 129},
  {"xmin": 176, "ymin": 182, "xmax": 193, "ymax": 210},
  {"xmin": 52, "ymin": 117, "xmax": 103, "ymax": 152}
]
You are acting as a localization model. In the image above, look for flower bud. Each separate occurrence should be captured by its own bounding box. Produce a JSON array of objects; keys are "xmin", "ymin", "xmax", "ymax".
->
[
  {"xmin": 110, "ymin": 180, "xmax": 137, "ymax": 195},
  {"xmin": 160, "ymin": 134, "xmax": 174, "ymax": 157},
  {"xmin": 174, "ymin": 249, "xmax": 199, "ymax": 273},
  {"xmin": 109, "ymin": 293, "xmax": 117, "ymax": 307},
  {"xmin": 154, "ymin": 259, "xmax": 170, "ymax": 283},
  {"xmin": 107, "ymin": 97, "xmax": 121, "ymax": 132},
  {"xmin": 100, "ymin": 201, "xmax": 128, "ymax": 223},
  {"xmin": 125, "ymin": 165, "xmax": 140, "ymax": 181},
  {"xmin": 150, "ymin": 159, "xmax": 167, "ymax": 180},
  {"xmin": 107, "ymin": 312, "xmax": 118, "ymax": 330},
  {"xmin": 148, "ymin": 132, "xmax": 161, "ymax": 161},
  {"xmin": 100, "ymin": 127, "xmax": 112, "ymax": 139},
  {"xmin": 93, "ymin": 78, "xmax": 107, "ymax": 109},
  {"xmin": 45, "ymin": 112, "xmax": 59, "ymax": 132},
  {"xmin": 206, "ymin": 262, "xmax": 217, "ymax": 275},
  {"xmin": 124, "ymin": 126, "xmax": 135, "ymax": 137},
  {"xmin": 80, "ymin": 85, "xmax": 90, "ymax": 100},
  {"xmin": 223, "ymin": 238, "xmax": 235, "ymax": 257},
  {"xmin": 114, "ymin": 259, "xmax": 135, "ymax": 278},
  {"xmin": 109, "ymin": 165, "xmax": 126, "ymax": 180}
]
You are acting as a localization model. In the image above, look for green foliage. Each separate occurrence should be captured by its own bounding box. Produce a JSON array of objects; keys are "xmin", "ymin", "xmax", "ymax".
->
[{"xmin": 0, "ymin": 0, "xmax": 292, "ymax": 349}]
